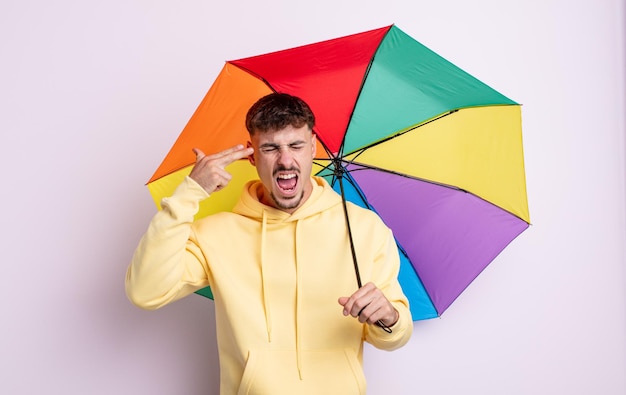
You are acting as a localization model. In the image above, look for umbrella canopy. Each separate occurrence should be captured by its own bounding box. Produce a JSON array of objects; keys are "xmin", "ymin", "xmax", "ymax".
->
[{"xmin": 146, "ymin": 25, "xmax": 530, "ymax": 321}]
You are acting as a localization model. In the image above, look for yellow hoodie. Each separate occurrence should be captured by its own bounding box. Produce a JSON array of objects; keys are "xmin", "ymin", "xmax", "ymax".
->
[{"xmin": 127, "ymin": 176, "xmax": 412, "ymax": 395}]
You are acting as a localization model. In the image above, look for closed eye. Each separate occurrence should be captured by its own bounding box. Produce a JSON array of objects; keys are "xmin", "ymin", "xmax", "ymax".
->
[
  {"xmin": 289, "ymin": 143, "xmax": 305, "ymax": 151},
  {"xmin": 260, "ymin": 145, "xmax": 279, "ymax": 154},
  {"xmin": 259, "ymin": 142, "xmax": 307, "ymax": 154}
]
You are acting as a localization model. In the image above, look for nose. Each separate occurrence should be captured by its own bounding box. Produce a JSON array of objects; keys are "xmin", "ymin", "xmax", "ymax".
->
[{"xmin": 276, "ymin": 147, "xmax": 295, "ymax": 166}]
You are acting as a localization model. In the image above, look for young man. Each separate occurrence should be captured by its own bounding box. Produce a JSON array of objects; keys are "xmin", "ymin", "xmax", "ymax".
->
[{"xmin": 126, "ymin": 93, "xmax": 412, "ymax": 394}]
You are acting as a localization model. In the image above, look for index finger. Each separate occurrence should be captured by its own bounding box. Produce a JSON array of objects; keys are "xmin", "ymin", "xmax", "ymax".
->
[
  {"xmin": 345, "ymin": 283, "xmax": 377, "ymax": 310},
  {"xmin": 209, "ymin": 144, "xmax": 253, "ymax": 166},
  {"xmin": 350, "ymin": 282, "xmax": 376, "ymax": 299}
]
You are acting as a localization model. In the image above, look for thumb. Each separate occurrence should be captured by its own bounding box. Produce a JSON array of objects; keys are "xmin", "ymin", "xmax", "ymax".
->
[
  {"xmin": 192, "ymin": 148, "xmax": 205, "ymax": 161},
  {"xmin": 338, "ymin": 296, "xmax": 349, "ymax": 306}
]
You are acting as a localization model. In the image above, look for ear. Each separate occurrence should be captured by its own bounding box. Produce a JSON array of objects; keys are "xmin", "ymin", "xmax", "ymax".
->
[
  {"xmin": 247, "ymin": 141, "xmax": 255, "ymax": 166},
  {"xmin": 311, "ymin": 133, "xmax": 317, "ymax": 158}
]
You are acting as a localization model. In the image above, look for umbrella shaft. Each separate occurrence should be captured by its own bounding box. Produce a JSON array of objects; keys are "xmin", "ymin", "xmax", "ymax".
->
[
  {"xmin": 337, "ymin": 172, "xmax": 392, "ymax": 334},
  {"xmin": 337, "ymin": 172, "xmax": 363, "ymax": 288}
]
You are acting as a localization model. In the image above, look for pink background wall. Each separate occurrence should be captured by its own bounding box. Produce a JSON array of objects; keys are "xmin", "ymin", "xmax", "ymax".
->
[{"xmin": 1, "ymin": 1, "xmax": 624, "ymax": 394}]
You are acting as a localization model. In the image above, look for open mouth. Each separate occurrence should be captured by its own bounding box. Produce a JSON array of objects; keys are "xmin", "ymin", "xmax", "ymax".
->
[{"xmin": 276, "ymin": 173, "xmax": 298, "ymax": 193}]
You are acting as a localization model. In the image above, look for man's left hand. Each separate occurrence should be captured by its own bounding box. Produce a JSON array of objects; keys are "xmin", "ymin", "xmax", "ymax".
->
[{"xmin": 338, "ymin": 282, "xmax": 399, "ymax": 327}]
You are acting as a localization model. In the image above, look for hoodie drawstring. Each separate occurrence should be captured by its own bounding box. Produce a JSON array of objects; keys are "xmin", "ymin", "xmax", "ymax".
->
[
  {"xmin": 294, "ymin": 219, "xmax": 303, "ymax": 380},
  {"xmin": 260, "ymin": 206, "xmax": 302, "ymax": 380},
  {"xmin": 260, "ymin": 211, "xmax": 304, "ymax": 379},
  {"xmin": 260, "ymin": 210, "xmax": 272, "ymax": 342}
]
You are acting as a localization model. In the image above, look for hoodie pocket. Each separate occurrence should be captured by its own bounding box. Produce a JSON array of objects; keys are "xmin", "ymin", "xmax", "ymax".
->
[{"xmin": 237, "ymin": 348, "xmax": 366, "ymax": 395}]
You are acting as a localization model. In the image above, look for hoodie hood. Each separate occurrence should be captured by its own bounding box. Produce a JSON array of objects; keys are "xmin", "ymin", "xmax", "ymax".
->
[{"xmin": 233, "ymin": 176, "xmax": 342, "ymax": 222}]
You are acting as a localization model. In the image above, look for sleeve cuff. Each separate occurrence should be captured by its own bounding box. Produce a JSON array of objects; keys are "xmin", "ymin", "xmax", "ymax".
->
[
  {"xmin": 178, "ymin": 176, "xmax": 211, "ymax": 200},
  {"xmin": 159, "ymin": 177, "xmax": 211, "ymax": 220}
]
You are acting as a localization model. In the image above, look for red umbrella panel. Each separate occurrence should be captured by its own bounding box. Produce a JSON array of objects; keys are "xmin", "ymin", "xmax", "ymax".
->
[{"xmin": 147, "ymin": 25, "xmax": 530, "ymax": 320}]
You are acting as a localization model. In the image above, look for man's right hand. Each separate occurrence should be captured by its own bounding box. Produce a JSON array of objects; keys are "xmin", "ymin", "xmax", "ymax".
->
[{"xmin": 188, "ymin": 145, "xmax": 254, "ymax": 194}]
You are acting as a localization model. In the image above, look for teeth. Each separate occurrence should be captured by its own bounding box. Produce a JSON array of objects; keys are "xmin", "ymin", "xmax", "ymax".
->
[{"xmin": 277, "ymin": 174, "xmax": 296, "ymax": 179}]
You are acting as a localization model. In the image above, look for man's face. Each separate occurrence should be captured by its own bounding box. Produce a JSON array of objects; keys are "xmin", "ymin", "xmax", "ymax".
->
[{"xmin": 248, "ymin": 124, "xmax": 317, "ymax": 214}]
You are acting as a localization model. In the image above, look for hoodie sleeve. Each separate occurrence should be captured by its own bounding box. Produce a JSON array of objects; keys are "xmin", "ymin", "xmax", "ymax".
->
[
  {"xmin": 125, "ymin": 177, "xmax": 212, "ymax": 310},
  {"xmin": 364, "ymin": 227, "xmax": 413, "ymax": 350}
]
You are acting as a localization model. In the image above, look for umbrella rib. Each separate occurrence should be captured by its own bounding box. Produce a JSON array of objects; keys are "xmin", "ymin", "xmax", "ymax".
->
[
  {"xmin": 227, "ymin": 62, "xmax": 278, "ymax": 94},
  {"xmin": 342, "ymin": 160, "xmax": 530, "ymax": 223},
  {"xmin": 342, "ymin": 160, "xmax": 468, "ymax": 192},
  {"xmin": 341, "ymin": 170, "xmax": 375, "ymax": 210},
  {"xmin": 336, "ymin": 25, "xmax": 394, "ymax": 158},
  {"xmin": 349, "ymin": 110, "xmax": 458, "ymax": 162},
  {"xmin": 313, "ymin": 137, "xmax": 341, "ymax": 185},
  {"xmin": 315, "ymin": 129, "xmax": 337, "ymax": 164}
]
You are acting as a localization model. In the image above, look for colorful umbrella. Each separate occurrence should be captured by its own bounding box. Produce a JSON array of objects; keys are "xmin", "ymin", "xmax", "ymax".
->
[{"xmin": 146, "ymin": 25, "xmax": 530, "ymax": 321}]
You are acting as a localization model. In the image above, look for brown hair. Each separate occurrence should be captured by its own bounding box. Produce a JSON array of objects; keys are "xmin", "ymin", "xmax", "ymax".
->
[{"xmin": 245, "ymin": 93, "xmax": 315, "ymax": 135}]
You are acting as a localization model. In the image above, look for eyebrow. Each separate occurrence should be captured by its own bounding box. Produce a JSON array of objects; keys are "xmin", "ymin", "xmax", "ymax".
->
[{"xmin": 259, "ymin": 140, "xmax": 307, "ymax": 148}]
